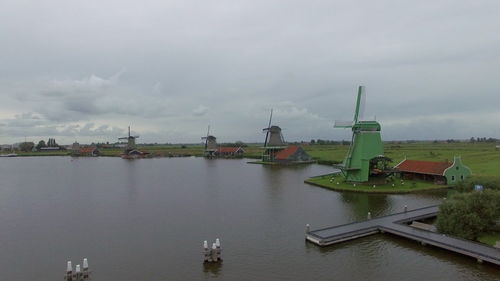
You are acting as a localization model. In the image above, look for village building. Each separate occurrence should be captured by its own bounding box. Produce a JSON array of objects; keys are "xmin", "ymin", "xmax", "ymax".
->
[
  {"xmin": 273, "ymin": 145, "xmax": 312, "ymax": 164},
  {"xmin": 39, "ymin": 146, "xmax": 61, "ymax": 151},
  {"xmin": 215, "ymin": 147, "xmax": 244, "ymax": 158},
  {"xmin": 79, "ymin": 147, "xmax": 100, "ymax": 157},
  {"xmin": 394, "ymin": 156, "xmax": 471, "ymax": 185}
]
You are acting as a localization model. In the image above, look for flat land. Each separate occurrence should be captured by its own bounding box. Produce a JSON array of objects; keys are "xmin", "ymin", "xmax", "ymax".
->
[
  {"xmin": 302, "ymin": 142, "xmax": 500, "ymax": 177},
  {"xmin": 302, "ymin": 141, "xmax": 500, "ymax": 192},
  {"xmin": 10, "ymin": 142, "xmax": 500, "ymax": 178},
  {"xmin": 305, "ymin": 174, "xmax": 446, "ymax": 193}
]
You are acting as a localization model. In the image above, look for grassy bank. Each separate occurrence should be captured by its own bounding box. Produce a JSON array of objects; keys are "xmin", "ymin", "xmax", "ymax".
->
[
  {"xmin": 7, "ymin": 142, "xmax": 500, "ymax": 177},
  {"xmin": 478, "ymin": 233, "xmax": 500, "ymax": 247},
  {"xmin": 305, "ymin": 173, "xmax": 447, "ymax": 194},
  {"xmin": 303, "ymin": 142, "xmax": 500, "ymax": 177}
]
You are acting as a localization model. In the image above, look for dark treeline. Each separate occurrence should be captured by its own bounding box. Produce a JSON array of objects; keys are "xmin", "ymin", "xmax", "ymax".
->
[{"xmin": 309, "ymin": 139, "xmax": 350, "ymax": 145}]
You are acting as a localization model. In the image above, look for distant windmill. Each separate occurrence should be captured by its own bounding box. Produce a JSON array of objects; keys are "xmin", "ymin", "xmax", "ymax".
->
[
  {"xmin": 262, "ymin": 109, "xmax": 286, "ymax": 162},
  {"xmin": 201, "ymin": 125, "xmax": 217, "ymax": 157},
  {"xmin": 334, "ymin": 86, "xmax": 385, "ymax": 182},
  {"xmin": 119, "ymin": 126, "xmax": 140, "ymax": 154}
]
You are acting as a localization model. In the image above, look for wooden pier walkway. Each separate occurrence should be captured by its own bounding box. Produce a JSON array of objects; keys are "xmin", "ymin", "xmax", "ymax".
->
[{"xmin": 306, "ymin": 206, "xmax": 500, "ymax": 266}]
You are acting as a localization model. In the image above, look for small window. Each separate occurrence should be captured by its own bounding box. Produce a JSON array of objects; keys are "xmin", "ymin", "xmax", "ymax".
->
[
  {"xmin": 456, "ymin": 166, "xmax": 459, "ymax": 170},
  {"xmin": 461, "ymin": 175, "xmax": 464, "ymax": 180},
  {"xmin": 452, "ymin": 175, "xmax": 455, "ymax": 181}
]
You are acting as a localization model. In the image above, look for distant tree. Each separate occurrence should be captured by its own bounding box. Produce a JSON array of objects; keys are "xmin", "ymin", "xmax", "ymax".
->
[
  {"xmin": 36, "ymin": 140, "xmax": 46, "ymax": 150},
  {"xmin": 19, "ymin": 142, "xmax": 35, "ymax": 152},
  {"xmin": 436, "ymin": 190, "xmax": 500, "ymax": 240},
  {"xmin": 235, "ymin": 141, "xmax": 247, "ymax": 147},
  {"xmin": 47, "ymin": 138, "xmax": 59, "ymax": 147},
  {"xmin": 310, "ymin": 139, "xmax": 315, "ymax": 145},
  {"xmin": 470, "ymin": 137, "xmax": 475, "ymax": 143}
]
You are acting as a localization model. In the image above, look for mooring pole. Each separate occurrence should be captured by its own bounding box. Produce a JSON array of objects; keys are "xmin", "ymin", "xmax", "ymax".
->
[
  {"xmin": 306, "ymin": 224, "xmax": 310, "ymax": 233},
  {"xmin": 203, "ymin": 240, "xmax": 210, "ymax": 262},
  {"xmin": 211, "ymin": 243, "xmax": 217, "ymax": 262},
  {"xmin": 82, "ymin": 258, "xmax": 89, "ymax": 280},
  {"xmin": 75, "ymin": 265, "xmax": 82, "ymax": 281},
  {"xmin": 65, "ymin": 261, "xmax": 73, "ymax": 281},
  {"xmin": 215, "ymin": 238, "xmax": 222, "ymax": 261},
  {"xmin": 367, "ymin": 212, "xmax": 372, "ymax": 220}
]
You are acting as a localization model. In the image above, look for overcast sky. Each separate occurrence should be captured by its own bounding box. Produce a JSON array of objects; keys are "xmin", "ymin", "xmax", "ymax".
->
[{"xmin": 1, "ymin": 0, "xmax": 499, "ymax": 144}]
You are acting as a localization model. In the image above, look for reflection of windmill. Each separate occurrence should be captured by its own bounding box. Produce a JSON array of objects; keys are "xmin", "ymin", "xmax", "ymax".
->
[
  {"xmin": 201, "ymin": 125, "xmax": 217, "ymax": 158},
  {"xmin": 262, "ymin": 109, "xmax": 286, "ymax": 162},
  {"xmin": 119, "ymin": 126, "xmax": 140, "ymax": 154},
  {"xmin": 334, "ymin": 86, "xmax": 385, "ymax": 182}
]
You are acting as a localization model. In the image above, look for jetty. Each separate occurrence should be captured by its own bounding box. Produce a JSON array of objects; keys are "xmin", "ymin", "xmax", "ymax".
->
[{"xmin": 306, "ymin": 206, "xmax": 500, "ymax": 266}]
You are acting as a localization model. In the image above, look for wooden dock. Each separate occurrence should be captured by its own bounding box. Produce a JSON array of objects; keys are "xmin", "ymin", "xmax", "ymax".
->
[{"xmin": 306, "ymin": 206, "xmax": 500, "ymax": 266}]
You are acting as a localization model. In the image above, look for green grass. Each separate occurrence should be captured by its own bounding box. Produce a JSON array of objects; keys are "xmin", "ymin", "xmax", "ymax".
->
[
  {"xmin": 8, "ymin": 142, "xmax": 500, "ymax": 177},
  {"xmin": 305, "ymin": 173, "xmax": 447, "ymax": 193},
  {"xmin": 478, "ymin": 233, "xmax": 500, "ymax": 247},
  {"xmin": 16, "ymin": 151, "xmax": 70, "ymax": 156},
  {"xmin": 303, "ymin": 142, "xmax": 500, "ymax": 177}
]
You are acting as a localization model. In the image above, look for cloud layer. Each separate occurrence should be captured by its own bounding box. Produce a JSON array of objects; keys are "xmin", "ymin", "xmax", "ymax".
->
[{"xmin": 1, "ymin": 0, "xmax": 499, "ymax": 144}]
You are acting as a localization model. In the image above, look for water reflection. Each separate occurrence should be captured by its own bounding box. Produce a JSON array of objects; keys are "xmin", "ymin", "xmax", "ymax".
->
[
  {"xmin": 202, "ymin": 262, "xmax": 223, "ymax": 277},
  {"xmin": 0, "ymin": 158, "xmax": 498, "ymax": 281},
  {"xmin": 340, "ymin": 193, "xmax": 390, "ymax": 219}
]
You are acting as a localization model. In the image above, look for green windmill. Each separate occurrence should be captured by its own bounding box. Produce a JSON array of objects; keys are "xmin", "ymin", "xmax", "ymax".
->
[{"xmin": 334, "ymin": 86, "xmax": 388, "ymax": 183}]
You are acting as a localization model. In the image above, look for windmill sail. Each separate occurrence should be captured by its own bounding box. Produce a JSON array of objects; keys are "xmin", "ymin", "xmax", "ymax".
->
[
  {"xmin": 263, "ymin": 109, "xmax": 273, "ymax": 147},
  {"xmin": 203, "ymin": 125, "xmax": 210, "ymax": 149},
  {"xmin": 334, "ymin": 120, "xmax": 354, "ymax": 128},
  {"xmin": 353, "ymin": 86, "xmax": 365, "ymax": 123}
]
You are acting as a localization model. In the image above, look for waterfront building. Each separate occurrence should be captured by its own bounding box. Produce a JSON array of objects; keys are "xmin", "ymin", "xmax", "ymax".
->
[{"xmin": 394, "ymin": 156, "xmax": 471, "ymax": 185}]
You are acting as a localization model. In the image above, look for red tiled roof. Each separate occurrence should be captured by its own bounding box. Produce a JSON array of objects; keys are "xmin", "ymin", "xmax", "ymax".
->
[
  {"xmin": 274, "ymin": 145, "xmax": 299, "ymax": 160},
  {"xmin": 395, "ymin": 159, "xmax": 452, "ymax": 175},
  {"xmin": 217, "ymin": 147, "xmax": 243, "ymax": 153},
  {"xmin": 80, "ymin": 147, "xmax": 97, "ymax": 153}
]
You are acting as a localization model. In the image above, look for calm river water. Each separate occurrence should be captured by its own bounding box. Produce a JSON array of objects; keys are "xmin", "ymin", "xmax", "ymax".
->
[{"xmin": 0, "ymin": 157, "xmax": 498, "ymax": 281}]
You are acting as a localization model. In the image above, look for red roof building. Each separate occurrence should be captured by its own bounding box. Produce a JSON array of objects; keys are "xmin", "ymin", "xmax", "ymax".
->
[
  {"xmin": 76, "ymin": 147, "xmax": 100, "ymax": 157},
  {"xmin": 215, "ymin": 147, "xmax": 244, "ymax": 158},
  {"xmin": 394, "ymin": 158, "xmax": 471, "ymax": 185},
  {"xmin": 273, "ymin": 145, "xmax": 312, "ymax": 163},
  {"xmin": 395, "ymin": 159, "xmax": 451, "ymax": 176}
]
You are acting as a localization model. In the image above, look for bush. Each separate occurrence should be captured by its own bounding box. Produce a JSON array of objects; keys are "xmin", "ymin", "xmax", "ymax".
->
[
  {"xmin": 436, "ymin": 190, "xmax": 500, "ymax": 240},
  {"xmin": 455, "ymin": 176, "xmax": 500, "ymax": 192}
]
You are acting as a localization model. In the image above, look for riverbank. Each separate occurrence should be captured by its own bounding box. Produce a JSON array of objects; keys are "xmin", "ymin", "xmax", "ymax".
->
[
  {"xmin": 5, "ymin": 142, "xmax": 500, "ymax": 177},
  {"xmin": 305, "ymin": 173, "xmax": 448, "ymax": 194}
]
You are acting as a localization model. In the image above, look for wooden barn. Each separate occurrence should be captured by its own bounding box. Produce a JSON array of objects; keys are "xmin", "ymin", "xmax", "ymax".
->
[
  {"xmin": 273, "ymin": 145, "xmax": 312, "ymax": 164},
  {"xmin": 79, "ymin": 147, "xmax": 100, "ymax": 157},
  {"xmin": 215, "ymin": 147, "xmax": 244, "ymax": 158},
  {"xmin": 394, "ymin": 156, "xmax": 471, "ymax": 185}
]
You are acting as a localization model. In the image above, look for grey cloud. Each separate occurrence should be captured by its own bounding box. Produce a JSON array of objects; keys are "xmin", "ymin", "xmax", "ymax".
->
[{"xmin": 1, "ymin": 0, "xmax": 500, "ymax": 143}]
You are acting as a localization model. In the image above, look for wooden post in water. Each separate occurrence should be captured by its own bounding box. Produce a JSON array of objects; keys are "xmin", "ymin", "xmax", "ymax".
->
[
  {"xmin": 203, "ymin": 239, "xmax": 222, "ymax": 263},
  {"xmin": 215, "ymin": 238, "xmax": 222, "ymax": 261},
  {"xmin": 65, "ymin": 261, "xmax": 73, "ymax": 281},
  {"xmin": 82, "ymin": 258, "xmax": 90, "ymax": 280},
  {"xmin": 367, "ymin": 212, "xmax": 372, "ymax": 220},
  {"xmin": 75, "ymin": 265, "xmax": 82, "ymax": 281},
  {"xmin": 203, "ymin": 240, "xmax": 210, "ymax": 262},
  {"xmin": 65, "ymin": 259, "xmax": 90, "ymax": 281},
  {"xmin": 211, "ymin": 243, "xmax": 218, "ymax": 262}
]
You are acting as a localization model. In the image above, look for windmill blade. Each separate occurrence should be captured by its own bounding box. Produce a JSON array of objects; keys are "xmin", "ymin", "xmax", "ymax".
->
[
  {"xmin": 263, "ymin": 109, "xmax": 273, "ymax": 147},
  {"xmin": 334, "ymin": 120, "xmax": 354, "ymax": 128},
  {"xmin": 353, "ymin": 86, "xmax": 366, "ymax": 123},
  {"xmin": 205, "ymin": 125, "xmax": 210, "ymax": 149}
]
